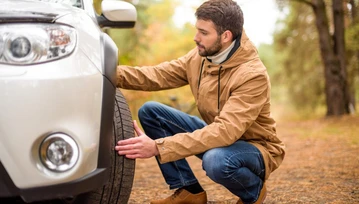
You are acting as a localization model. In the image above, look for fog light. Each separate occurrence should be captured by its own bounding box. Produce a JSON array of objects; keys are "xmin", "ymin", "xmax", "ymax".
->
[{"xmin": 40, "ymin": 133, "xmax": 79, "ymax": 172}]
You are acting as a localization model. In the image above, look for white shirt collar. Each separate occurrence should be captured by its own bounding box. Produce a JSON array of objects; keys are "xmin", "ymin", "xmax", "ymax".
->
[{"xmin": 207, "ymin": 40, "xmax": 236, "ymax": 64}]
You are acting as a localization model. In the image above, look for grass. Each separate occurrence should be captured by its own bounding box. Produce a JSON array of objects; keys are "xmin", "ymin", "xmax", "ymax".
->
[
  {"xmin": 280, "ymin": 114, "xmax": 359, "ymax": 146},
  {"xmin": 271, "ymin": 99, "xmax": 359, "ymax": 146}
]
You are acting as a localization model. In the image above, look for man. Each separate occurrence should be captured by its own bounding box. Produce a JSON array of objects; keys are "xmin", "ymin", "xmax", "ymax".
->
[{"xmin": 115, "ymin": 0, "xmax": 285, "ymax": 203}]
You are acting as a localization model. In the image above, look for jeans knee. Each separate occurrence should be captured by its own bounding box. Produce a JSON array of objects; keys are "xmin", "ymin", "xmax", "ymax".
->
[
  {"xmin": 138, "ymin": 101, "xmax": 160, "ymax": 121},
  {"xmin": 202, "ymin": 149, "xmax": 228, "ymax": 183}
]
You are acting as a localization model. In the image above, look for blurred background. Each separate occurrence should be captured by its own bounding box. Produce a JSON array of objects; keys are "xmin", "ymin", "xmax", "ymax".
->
[
  {"xmin": 95, "ymin": 0, "xmax": 359, "ymax": 122},
  {"xmin": 93, "ymin": 1, "xmax": 359, "ymax": 202}
]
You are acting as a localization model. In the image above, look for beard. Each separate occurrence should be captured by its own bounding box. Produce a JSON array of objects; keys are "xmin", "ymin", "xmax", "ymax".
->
[{"xmin": 196, "ymin": 36, "xmax": 222, "ymax": 57}]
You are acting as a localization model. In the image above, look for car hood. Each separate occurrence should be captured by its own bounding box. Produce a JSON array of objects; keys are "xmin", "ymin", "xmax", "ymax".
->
[{"xmin": 0, "ymin": 0, "xmax": 77, "ymax": 23}]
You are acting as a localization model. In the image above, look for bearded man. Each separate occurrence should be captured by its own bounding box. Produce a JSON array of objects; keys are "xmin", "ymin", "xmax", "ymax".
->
[{"xmin": 115, "ymin": 0, "xmax": 285, "ymax": 203}]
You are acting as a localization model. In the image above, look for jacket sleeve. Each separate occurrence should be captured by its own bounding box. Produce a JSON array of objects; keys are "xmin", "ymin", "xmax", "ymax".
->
[
  {"xmin": 155, "ymin": 71, "xmax": 270, "ymax": 163},
  {"xmin": 116, "ymin": 51, "xmax": 195, "ymax": 91}
]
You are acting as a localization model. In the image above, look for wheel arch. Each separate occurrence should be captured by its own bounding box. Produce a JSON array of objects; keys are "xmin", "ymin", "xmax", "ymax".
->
[{"xmin": 97, "ymin": 32, "xmax": 119, "ymax": 169}]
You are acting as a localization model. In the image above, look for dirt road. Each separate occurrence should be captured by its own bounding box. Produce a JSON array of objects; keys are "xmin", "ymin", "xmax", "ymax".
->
[{"xmin": 128, "ymin": 118, "xmax": 359, "ymax": 204}]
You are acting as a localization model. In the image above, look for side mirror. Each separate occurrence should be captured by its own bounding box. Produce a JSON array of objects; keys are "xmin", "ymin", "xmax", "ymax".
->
[{"xmin": 97, "ymin": 0, "xmax": 137, "ymax": 29}]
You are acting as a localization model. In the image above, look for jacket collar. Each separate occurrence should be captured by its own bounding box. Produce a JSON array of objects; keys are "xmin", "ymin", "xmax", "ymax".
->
[
  {"xmin": 203, "ymin": 30, "xmax": 259, "ymax": 75},
  {"xmin": 207, "ymin": 37, "xmax": 237, "ymax": 64}
]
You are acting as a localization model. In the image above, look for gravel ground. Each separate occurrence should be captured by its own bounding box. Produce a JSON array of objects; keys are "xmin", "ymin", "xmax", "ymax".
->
[{"xmin": 128, "ymin": 119, "xmax": 359, "ymax": 204}]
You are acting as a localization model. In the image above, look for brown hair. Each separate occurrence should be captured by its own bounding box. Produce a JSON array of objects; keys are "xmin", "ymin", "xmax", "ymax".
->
[{"xmin": 195, "ymin": 0, "xmax": 244, "ymax": 39}]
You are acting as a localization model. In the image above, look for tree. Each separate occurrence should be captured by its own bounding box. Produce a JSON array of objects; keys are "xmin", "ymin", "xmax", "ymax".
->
[
  {"xmin": 274, "ymin": 4, "xmax": 325, "ymax": 115},
  {"xmin": 347, "ymin": 0, "xmax": 359, "ymax": 111},
  {"xmin": 276, "ymin": 0, "xmax": 355, "ymax": 116}
]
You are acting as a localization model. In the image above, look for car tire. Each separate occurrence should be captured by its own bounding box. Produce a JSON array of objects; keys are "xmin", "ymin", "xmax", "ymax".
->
[{"xmin": 77, "ymin": 89, "xmax": 136, "ymax": 204}]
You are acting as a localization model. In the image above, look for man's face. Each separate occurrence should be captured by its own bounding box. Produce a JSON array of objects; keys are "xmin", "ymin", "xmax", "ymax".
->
[{"xmin": 194, "ymin": 19, "xmax": 223, "ymax": 57}]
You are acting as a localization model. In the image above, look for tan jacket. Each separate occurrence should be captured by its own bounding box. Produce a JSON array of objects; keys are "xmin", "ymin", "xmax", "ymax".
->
[{"xmin": 117, "ymin": 32, "xmax": 285, "ymax": 180}]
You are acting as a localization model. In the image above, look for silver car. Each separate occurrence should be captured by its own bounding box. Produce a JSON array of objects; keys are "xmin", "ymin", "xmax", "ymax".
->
[{"xmin": 0, "ymin": 0, "xmax": 136, "ymax": 203}]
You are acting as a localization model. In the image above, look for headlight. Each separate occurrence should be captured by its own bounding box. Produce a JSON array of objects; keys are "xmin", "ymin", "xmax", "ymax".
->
[
  {"xmin": 0, "ymin": 24, "xmax": 76, "ymax": 65},
  {"xmin": 40, "ymin": 133, "xmax": 79, "ymax": 172},
  {"xmin": 0, "ymin": 36, "xmax": 4, "ymax": 58}
]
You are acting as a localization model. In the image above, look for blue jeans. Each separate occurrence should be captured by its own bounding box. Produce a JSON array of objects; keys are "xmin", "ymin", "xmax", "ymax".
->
[{"xmin": 138, "ymin": 101, "xmax": 265, "ymax": 203}]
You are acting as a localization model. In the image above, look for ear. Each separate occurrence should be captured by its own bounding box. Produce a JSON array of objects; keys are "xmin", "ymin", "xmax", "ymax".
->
[{"xmin": 222, "ymin": 30, "xmax": 233, "ymax": 43}]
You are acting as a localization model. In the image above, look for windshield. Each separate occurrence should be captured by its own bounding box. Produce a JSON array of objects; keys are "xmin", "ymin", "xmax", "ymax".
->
[{"xmin": 36, "ymin": 0, "xmax": 82, "ymax": 8}]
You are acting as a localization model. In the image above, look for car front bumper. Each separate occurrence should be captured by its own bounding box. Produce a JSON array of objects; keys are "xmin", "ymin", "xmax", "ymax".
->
[{"xmin": 0, "ymin": 51, "xmax": 116, "ymax": 201}]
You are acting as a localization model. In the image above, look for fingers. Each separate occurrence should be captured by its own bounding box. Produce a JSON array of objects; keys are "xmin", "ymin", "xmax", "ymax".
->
[
  {"xmin": 116, "ymin": 145, "xmax": 146, "ymax": 159},
  {"xmin": 115, "ymin": 134, "xmax": 157, "ymax": 159},
  {"xmin": 116, "ymin": 148, "xmax": 138, "ymax": 156},
  {"xmin": 116, "ymin": 137, "xmax": 139, "ymax": 146},
  {"xmin": 133, "ymin": 120, "xmax": 144, "ymax": 136},
  {"xmin": 115, "ymin": 121, "xmax": 156, "ymax": 159},
  {"xmin": 115, "ymin": 137, "xmax": 142, "ymax": 154},
  {"xmin": 116, "ymin": 120, "xmax": 144, "ymax": 146},
  {"xmin": 115, "ymin": 143, "xmax": 139, "ymax": 156},
  {"xmin": 125, "ymin": 154, "xmax": 141, "ymax": 159},
  {"xmin": 118, "ymin": 151, "xmax": 141, "ymax": 159},
  {"xmin": 115, "ymin": 141, "xmax": 136, "ymax": 151}
]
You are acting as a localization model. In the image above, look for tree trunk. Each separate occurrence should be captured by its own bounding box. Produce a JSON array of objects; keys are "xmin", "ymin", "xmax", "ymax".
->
[
  {"xmin": 333, "ymin": 0, "xmax": 352, "ymax": 113},
  {"xmin": 349, "ymin": 0, "xmax": 358, "ymax": 112},
  {"xmin": 312, "ymin": 0, "xmax": 349, "ymax": 116},
  {"xmin": 350, "ymin": 0, "xmax": 359, "ymax": 77},
  {"xmin": 352, "ymin": 1, "xmax": 359, "ymax": 56}
]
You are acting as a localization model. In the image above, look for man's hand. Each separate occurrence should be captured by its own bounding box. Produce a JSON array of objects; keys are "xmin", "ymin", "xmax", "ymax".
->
[{"xmin": 115, "ymin": 120, "xmax": 159, "ymax": 159}]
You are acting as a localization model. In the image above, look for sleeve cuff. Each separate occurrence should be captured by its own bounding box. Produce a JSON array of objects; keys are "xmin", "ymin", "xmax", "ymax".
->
[{"xmin": 155, "ymin": 138, "xmax": 167, "ymax": 163}]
